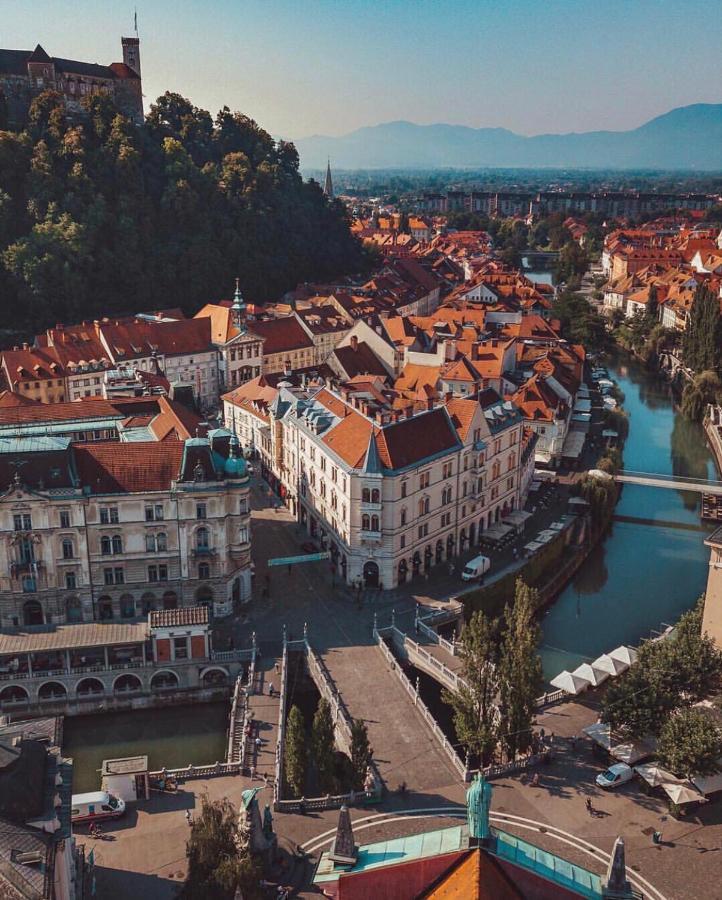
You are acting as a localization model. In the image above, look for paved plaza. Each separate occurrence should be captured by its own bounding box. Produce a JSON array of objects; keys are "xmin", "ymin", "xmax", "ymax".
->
[{"xmin": 88, "ymin": 477, "xmax": 722, "ymax": 898}]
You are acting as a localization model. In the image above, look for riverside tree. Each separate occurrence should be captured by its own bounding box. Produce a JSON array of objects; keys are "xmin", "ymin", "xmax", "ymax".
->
[
  {"xmin": 682, "ymin": 283, "xmax": 722, "ymax": 375},
  {"xmin": 181, "ymin": 796, "xmax": 262, "ymax": 900},
  {"xmin": 350, "ymin": 718, "xmax": 372, "ymax": 790},
  {"xmin": 659, "ymin": 708, "xmax": 722, "ymax": 778},
  {"xmin": 284, "ymin": 705, "xmax": 307, "ymax": 798},
  {"xmin": 311, "ymin": 697, "xmax": 337, "ymax": 794},
  {"xmin": 497, "ymin": 579, "xmax": 543, "ymax": 760},
  {"xmin": 442, "ymin": 610, "xmax": 500, "ymax": 766}
]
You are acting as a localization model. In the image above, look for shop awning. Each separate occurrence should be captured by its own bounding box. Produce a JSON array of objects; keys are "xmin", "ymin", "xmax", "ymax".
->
[
  {"xmin": 662, "ymin": 782, "xmax": 707, "ymax": 805},
  {"xmin": 635, "ymin": 763, "xmax": 685, "ymax": 789}
]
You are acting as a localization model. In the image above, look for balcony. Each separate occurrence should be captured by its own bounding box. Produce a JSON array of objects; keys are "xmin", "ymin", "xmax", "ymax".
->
[
  {"xmin": 10, "ymin": 560, "xmax": 43, "ymax": 579},
  {"xmin": 360, "ymin": 500, "xmax": 382, "ymax": 513},
  {"xmin": 360, "ymin": 528, "xmax": 382, "ymax": 543},
  {"xmin": 191, "ymin": 546, "xmax": 217, "ymax": 558}
]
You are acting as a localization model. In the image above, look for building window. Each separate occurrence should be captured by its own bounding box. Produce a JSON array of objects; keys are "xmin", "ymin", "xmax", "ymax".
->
[
  {"xmin": 362, "ymin": 514, "xmax": 370, "ymax": 530},
  {"xmin": 196, "ymin": 503, "xmax": 207, "ymax": 520},
  {"xmin": 196, "ymin": 527, "xmax": 209, "ymax": 550},
  {"xmin": 103, "ymin": 568, "xmax": 114, "ymax": 585},
  {"xmin": 13, "ymin": 514, "xmax": 32, "ymax": 531},
  {"xmin": 61, "ymin": 538, "xmax": 74, "ymax": 559},
  {"xmin": 400, "ymin": 508, "xmax": 407, "ymax": 526},
  {"xmin": 100, "ymin": 506, "xmax": 119, "ymax": 524},
  {"xmin": 239, "ymin": 525, "xmax": 248, "ymax": 544},
  {"xmin": 362, "ymin": 488, "xmax": 370, "ymax": 502},
  {"xmin": 371, "ymin": 515, "xmax": 379, "ymax": 531},
  {"xmin": 400, "ymin": 535, "xmax": 406, "ymax": 549},
  {"xmin": 65, "ymin": 571, "xmax": 77, "ymax": 589},
  {"xmin": 101, "ymin": 536, "xmax": 111, "ymax": 555},
  {"xmin": 174, "ymin": 637, "xmax": 188, "ymax": 660},
  {"xmin": 419, "ymin": 472, "xmax": 430, "ymax": 489},
  {"xmin": 198, "ymin": 562, "xmax": 210, "ymax": 579},
  {"xmin": 111, "ymin": 535, "xmax": 123, "ymax": 554},
  {"xmin": 371, "ymin": 488, "xmax": 380, "ymax": 503},
  {"xmin": 60, "ymin": 511, "xmax": 70, "ymax": 528},
  {"xmin": 148, "ymin": 565, "xmax": 158, "ymax": 582}
]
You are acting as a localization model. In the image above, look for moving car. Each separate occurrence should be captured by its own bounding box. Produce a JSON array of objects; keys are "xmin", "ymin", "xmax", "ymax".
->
[
  {"xmin": 461, "ymin": 555, "xmax": 491, "ymax": 582},
  {"xmin": 596, "ymin": 763, "xmax": 634, "ymax": 790},
  {"xmin": 71, "ymin": 791, "xmax": 126, "ymax": 824}
]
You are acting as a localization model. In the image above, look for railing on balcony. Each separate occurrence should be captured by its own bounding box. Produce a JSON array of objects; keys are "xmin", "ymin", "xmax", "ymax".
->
[
  {"xmin": 191, "ymin": 546, "xmax": 217, "ymax": 557},
  {"xmin": 360, "ymin": 529, "xmax": 382, "ymax": 542}
]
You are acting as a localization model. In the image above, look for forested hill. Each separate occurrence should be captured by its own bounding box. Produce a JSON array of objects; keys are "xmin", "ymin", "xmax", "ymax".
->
[{"xmin": 0, "ymin": 91, "xmax": 367, "ymax": 335}]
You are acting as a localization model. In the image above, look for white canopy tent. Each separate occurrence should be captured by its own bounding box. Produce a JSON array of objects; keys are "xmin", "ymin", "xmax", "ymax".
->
[
  {"xmin": 550, "ymin": 670, "xmax": 590, "ymax": 695},
  {"xmin": 524, "ymin": 541, "xmax": 544, "ymax": 555},
  {"xmin": 661, "ymin": 782, "xmax": 707, "ymax": 805},
  {"xmin": 571, "ymin": 662, "xmax": 609, "ymax": 687},
  {"xmin": 634, "ymin": 763, "xmax": 684, "ymax": 789},
  {"xmin": 583, "ymin": 723, "xmax": 655, "ymax": 764},
  {"xmin": 609, "ymin": 646, "xmax": 639, "ymax": 667},
  {"xmin": 592, "ymin": 653, "xmax": 629, "ymax": 676}
]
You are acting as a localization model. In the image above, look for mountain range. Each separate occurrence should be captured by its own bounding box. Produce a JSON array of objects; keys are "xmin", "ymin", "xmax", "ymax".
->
[{"xmin": 295, "ymin": 104, "xmax": 722, "ymax": 171}]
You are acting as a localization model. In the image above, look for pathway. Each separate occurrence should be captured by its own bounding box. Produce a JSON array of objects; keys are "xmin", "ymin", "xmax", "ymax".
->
[{"xmin": 246, "ymin": 653, "xmax": 281, "ymax": 784}]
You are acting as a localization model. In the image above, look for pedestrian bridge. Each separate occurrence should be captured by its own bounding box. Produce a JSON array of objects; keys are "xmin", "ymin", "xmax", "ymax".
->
[{"xmin": 615, "ymin": 470, "xmax": 722, "ymax": 496}]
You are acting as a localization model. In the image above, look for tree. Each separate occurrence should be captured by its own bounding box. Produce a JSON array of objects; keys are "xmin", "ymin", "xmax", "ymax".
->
[
  {"xmin": 284, "ymin": 705, "xmax": 307, "ymax": 798},
  {"xmin": 682, "ymin": 284, "xmax": 722, "ymax": 374},
  {"xmin": 681, "ymin": 370, "xmax": 722, "ymax": 422},
  {"xmin": 646, "ymin": 283, "xmax": 659, "ymax": 324},
  {"xmin": 350, "ymin": 718, "xmax": 372, "ymax": 790},
  {"xmin": 181, "ymin": 795, "xmax": 262, "ymax": 900},
  {"xmin": 658, "ymin": 708, "xmax": 722, "ymax": 778},
  {"xmin": 601, "ymin": 652, "xmax": 678, "ymax": 739},
  {"xmin": 311, "ymin": 698, "xmax": 337, "ymax": 794},
  {"xmin": 497, "ymin": 579, "xmax": 543, "ymax": 759},
  {"xmin": 442, "ymin": 610, "xmax": 499, "ymax": 766}
]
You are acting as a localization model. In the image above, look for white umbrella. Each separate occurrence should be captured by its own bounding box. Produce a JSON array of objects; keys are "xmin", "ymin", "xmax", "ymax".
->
[
  {"xmin": 634, "ymin": 763, "xmax": 684, "ymax": 788},
  {"xmin": 572, "ymin": 662, "xmax": 609, "ymax": 687},
  {"xmin": 609, "ymin": 646, "xmax": 638, "ymax": 667},
  {"xmin": 583, "ymin": 722, "xmax": 612, "ymax": 749},
  {"xmin": 662, "ymin": 782, "xmax": 707, "ymax": 805},
  {"xmin": 550, "ymin": 670, "xmax": 590, "ymax": 695},
  {"xmin": 592, "ymin": 653, "xmax": 628, "ymax": 676}
]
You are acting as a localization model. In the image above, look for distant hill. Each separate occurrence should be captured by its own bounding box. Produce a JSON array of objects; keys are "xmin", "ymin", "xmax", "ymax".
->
[{"xmin": 295, "ymin": 104, "xmax": 722, "ymax": 171}]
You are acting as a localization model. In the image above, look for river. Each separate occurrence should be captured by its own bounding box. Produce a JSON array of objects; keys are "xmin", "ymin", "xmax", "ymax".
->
[
  {"xmin": 540, "ymin": 354, "xmax": 717, "ymax": 680},
  {"xmin": 63, "ymin": 702, "xmax": 229, "ymax": 793}
]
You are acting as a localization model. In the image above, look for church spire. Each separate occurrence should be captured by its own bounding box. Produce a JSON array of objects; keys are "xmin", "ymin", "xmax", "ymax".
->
[
  {"xmin": 324, "ymin": 158, "xmax": 334, "ymax": 199},
  {"xmin": 231, "ymin": 277, "xmax": 246, "ymax": 333}
]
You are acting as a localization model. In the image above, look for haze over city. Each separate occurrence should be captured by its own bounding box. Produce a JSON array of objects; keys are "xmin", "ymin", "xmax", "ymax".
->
[{"xmin": 4, "ymin": 0, "xmax": 722, "ymax": 139}]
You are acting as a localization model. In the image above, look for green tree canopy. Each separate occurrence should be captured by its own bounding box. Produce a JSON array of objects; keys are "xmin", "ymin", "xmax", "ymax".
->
[
  {"xmin": 0, "ymin": 89, "xmax": 367, "ymax": 334},
  {"xmin": 682, "ymin": 283, "xmax": 722, "ymax": 375},
  {"xmin": 442, "ymin": 610, "xmax": 500, "ymax": 766},
  {"xmin": 350, "ymin": 718, "xmax": 372, "ymax": 790},
  {"xmin": 311, "ymin": 697, "xmax": 337, "ymax": 794},
  {"xmin": 284, "ymin": 704, "xmax": 307, "ymax": 798},
  {"xmin": 658, "ymin": 708, "xmax": 722, "ymax": 778},
  {"xmin": 181, "ymin": 796, "xmax": 262, "ymax": 900}
]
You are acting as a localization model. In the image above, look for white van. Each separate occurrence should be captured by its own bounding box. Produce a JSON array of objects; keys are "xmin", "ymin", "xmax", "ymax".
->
[
  {"xmin": 461, "ymin": 555, "xmax": 491, "ymax": 581},
  {"xmin": 71, "ymin": 791, "xmax": 126, "ymax": 825}
]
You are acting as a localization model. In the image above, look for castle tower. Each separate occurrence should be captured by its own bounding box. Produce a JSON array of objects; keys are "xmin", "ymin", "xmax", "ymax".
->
[
  {"xmin": 324, "ymin": 158, "xmax": 334, "ymax": 199},
  {"xmin": 231, "ymin": 277, "xmax": 246, "ymax": 333},
  {"xmin": 122, "ymin": 36, "xmax": 141, "ymax": 76}
]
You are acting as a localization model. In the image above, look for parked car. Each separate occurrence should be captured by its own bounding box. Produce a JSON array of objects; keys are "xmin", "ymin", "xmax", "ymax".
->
[{"xmin": 596, "ymin": 763, "xmax": 634, "ymax": 790}]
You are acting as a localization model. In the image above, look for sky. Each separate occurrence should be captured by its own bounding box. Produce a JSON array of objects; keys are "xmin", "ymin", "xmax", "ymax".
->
[{"xmin": 4, "ymin": 0, "xmax": 721, "ymax": 139}]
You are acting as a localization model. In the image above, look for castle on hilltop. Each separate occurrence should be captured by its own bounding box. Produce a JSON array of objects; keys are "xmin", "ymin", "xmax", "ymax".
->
[{"xmin": 0, "ymin": 36, "xmax": 143, "ymax": 129}]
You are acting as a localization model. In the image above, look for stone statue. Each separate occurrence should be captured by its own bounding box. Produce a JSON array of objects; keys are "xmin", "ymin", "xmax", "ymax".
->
[{"xmin": 466, "ymin": 772, "xmax": 492, "ymax": 842}]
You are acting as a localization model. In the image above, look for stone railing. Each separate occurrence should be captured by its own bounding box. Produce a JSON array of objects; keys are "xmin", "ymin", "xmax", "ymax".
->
[
  {"xmin": 149, "ymin": 761, "xmax": 241, "ymax": 782},
  {"xmin": 375, "ymin": 626, "xmax": 469, "ymax": 781},
  {"xmin": 415, "ymin": 615, "xmax": 457, "ymax": 656},
  {"xmin": 387, "ymin": 625, "xmax": 465, "ymax": 693},
  {"xmin": 226, "ymin": 674, "xmax": 246, "ymax": 764},
  {"xmin": 535, "ymin": 688, "xmax": 567, "ymax": 709},
  {"xmin": 273, "ymin": 630, "xmax": 382, "ymax": 811}
]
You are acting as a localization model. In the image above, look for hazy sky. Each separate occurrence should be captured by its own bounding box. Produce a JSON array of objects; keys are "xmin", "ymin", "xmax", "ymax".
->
[{"xmin": 4, "ymin": 0, "xmax": 721, "ymax": 139}]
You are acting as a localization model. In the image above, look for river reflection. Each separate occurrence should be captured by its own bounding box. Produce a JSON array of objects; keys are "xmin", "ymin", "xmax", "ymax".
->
[{"xmin": 540, "ymin": 355, "xmax": 716, "ymax": 680}]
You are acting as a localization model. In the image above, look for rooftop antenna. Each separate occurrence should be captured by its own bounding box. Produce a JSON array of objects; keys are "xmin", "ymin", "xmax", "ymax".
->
[{"xmin": 134, "ymin": 8, "xmax": 139, "ymax": 36}]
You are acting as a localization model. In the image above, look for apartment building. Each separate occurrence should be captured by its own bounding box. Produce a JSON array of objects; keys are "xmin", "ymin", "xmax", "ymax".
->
[{"xmin": 0, "ymin": 431, "xmax": 251, "ymax": 628}]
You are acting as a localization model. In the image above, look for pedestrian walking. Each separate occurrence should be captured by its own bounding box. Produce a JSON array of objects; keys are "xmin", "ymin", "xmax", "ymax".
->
[
  {"xmin": 274, "ymin": 661, "xmax": 280, "ymax": 674},
  {"xmin": 185, "ymin": 810, "xmax": 193, "ymax": 826},
  {"xmin": 585, "ymin": 797, "xmax": 593, "ymax": 816},
  {"xmin": 250, "ymin": 765, "xmax": 256, "ymax": 781},
  {"xmin": 531, "ymin": 772, "xmax": 540, "ymax": 787},
  {"xmin": 268, "ymin": 682, "xmax": 274, "ymax": 697},
  {"xmin": 255, "ymin": 736, "xmax": 262, "ymax": 749}
]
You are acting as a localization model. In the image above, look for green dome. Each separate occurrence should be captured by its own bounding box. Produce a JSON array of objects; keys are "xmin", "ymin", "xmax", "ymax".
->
[{"xmin": 224, "ymin": 435, "xmax": 247, "ymax": 477}]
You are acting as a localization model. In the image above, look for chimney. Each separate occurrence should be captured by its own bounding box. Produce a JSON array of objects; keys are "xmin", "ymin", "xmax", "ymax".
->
[
  {"xmin": 427, "ymin": 397, "xmax": 435, "ymax": 411},
  {"xmin": 471, "ymin": 344, "xmax": 480, "ymax": 361},
  {"xmin": 405, "ymin": 405, "xmax": 414, "ymax": 419},
  {"xmin": 350, "ymin": 335, "xmax": 358, "ymax": 352},
  {"xmin": 491, "ymin": 339, "xmax": 498, "ymax": 348}
]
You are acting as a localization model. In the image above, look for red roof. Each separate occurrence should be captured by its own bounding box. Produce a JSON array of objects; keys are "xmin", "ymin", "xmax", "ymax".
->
[
  {"xmin": 248, "ymin": 317, "xmax": 313, "ymax": 355},
  {"xmin": 73, "ymin": 442, "xmax": 184, "ymax": 493}
]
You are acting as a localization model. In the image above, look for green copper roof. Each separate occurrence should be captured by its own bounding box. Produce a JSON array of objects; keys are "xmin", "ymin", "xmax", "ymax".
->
[
  {"xmin": 494, "ymin": 830, "xmax": 603, "ymax": 898},
  {"xmin": 315, "ymin": 825, "xmax": 467, "ymax": 884}
]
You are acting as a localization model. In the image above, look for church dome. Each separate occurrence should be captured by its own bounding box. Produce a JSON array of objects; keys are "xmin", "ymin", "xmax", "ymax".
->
[{"xmin": 224, "ymin": 435, "xmax": 247, "ymax": 478}]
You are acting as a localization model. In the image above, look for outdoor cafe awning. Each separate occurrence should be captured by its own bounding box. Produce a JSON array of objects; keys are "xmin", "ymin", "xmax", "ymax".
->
[
  {"xmin": 609, "ymin": 646, "xmax": 638, "ymax": 667},
  {"xmin": 592, "ymin": 653, "xmax": 629, "ymax": 676},
  {"xmin": 483, "ymin": 522, "xmax": 515, "ymax": 543},
  {"xmin": 503, "ymin": 510, "xmax": 533, "ymax": 530},
  {"xmin": 571, "ymin": 663, "xmax": 609, "ymax": 687},
  {"xmin": 583, "ymin": 723, "xmax": 655, "ymax": 764},
  {"xmin": 635, "ymin": 763, "xmax": 685, "ymax": 789},
  {"xmin": 661, "ymin": 782, "xmax": 707, "ymax": 805},
  {"xmin": 550, "ymin": 670, "xmax": 590, "ymax": 695}
]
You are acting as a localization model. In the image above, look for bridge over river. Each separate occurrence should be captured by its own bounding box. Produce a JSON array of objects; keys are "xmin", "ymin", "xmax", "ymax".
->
[{"xmin": 615, "ymin": 469, "xmax": 722, "ymax": 495}]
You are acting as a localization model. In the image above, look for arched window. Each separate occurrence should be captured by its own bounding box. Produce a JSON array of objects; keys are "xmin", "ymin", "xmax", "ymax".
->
[
  {"xmin": 111, "ymin": 534, "xmax": 123, "ymax": 554},
  {"xmin": 198, "ymin": 562, "xmax": 210, "ymax": 579},
  {"xmin": 362, "ymin": 514, "xmax": 370, "ymax": 530},
  {"xmin": 508, "ymin": 452, "xmax": 516, "ymax": 471},
  {"xmin": 196, "ymin": 527, "xmax": 209, "ymax": 550},
  {"xmin": 157, "ymin": 532, "xmax": 167, "ymax": 552},
  {"xmin": 418, "ymin": 499, "xmax": 424, "ymax": 516},
  {"xmin": 100, "ymin": 536, "xmax": 111, "ymax": 555},
  {"xmin": 371, "ymin": 515, "xmax": 379, "ymax": 531},
  {"xmin": 492, "ymin": 461, "xmax": 500, "ymax": 480},
  {"xmin": 61, "ymin": 538, "xmax": 74, "ymax": 559},
  {"xmin": 424, "ymin": 497, "xmax": 430, "ymax": 514},
  {"xmin": 400, "ymin": 508, "xmax": 407, "ymax": 526},
  {"xmin": 371, "ymin": 488, "xmax": 380, "ymax": 503},
  {"xmin": 362, "ymin": 488, "xmax": 370, "ymax": 503}
]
